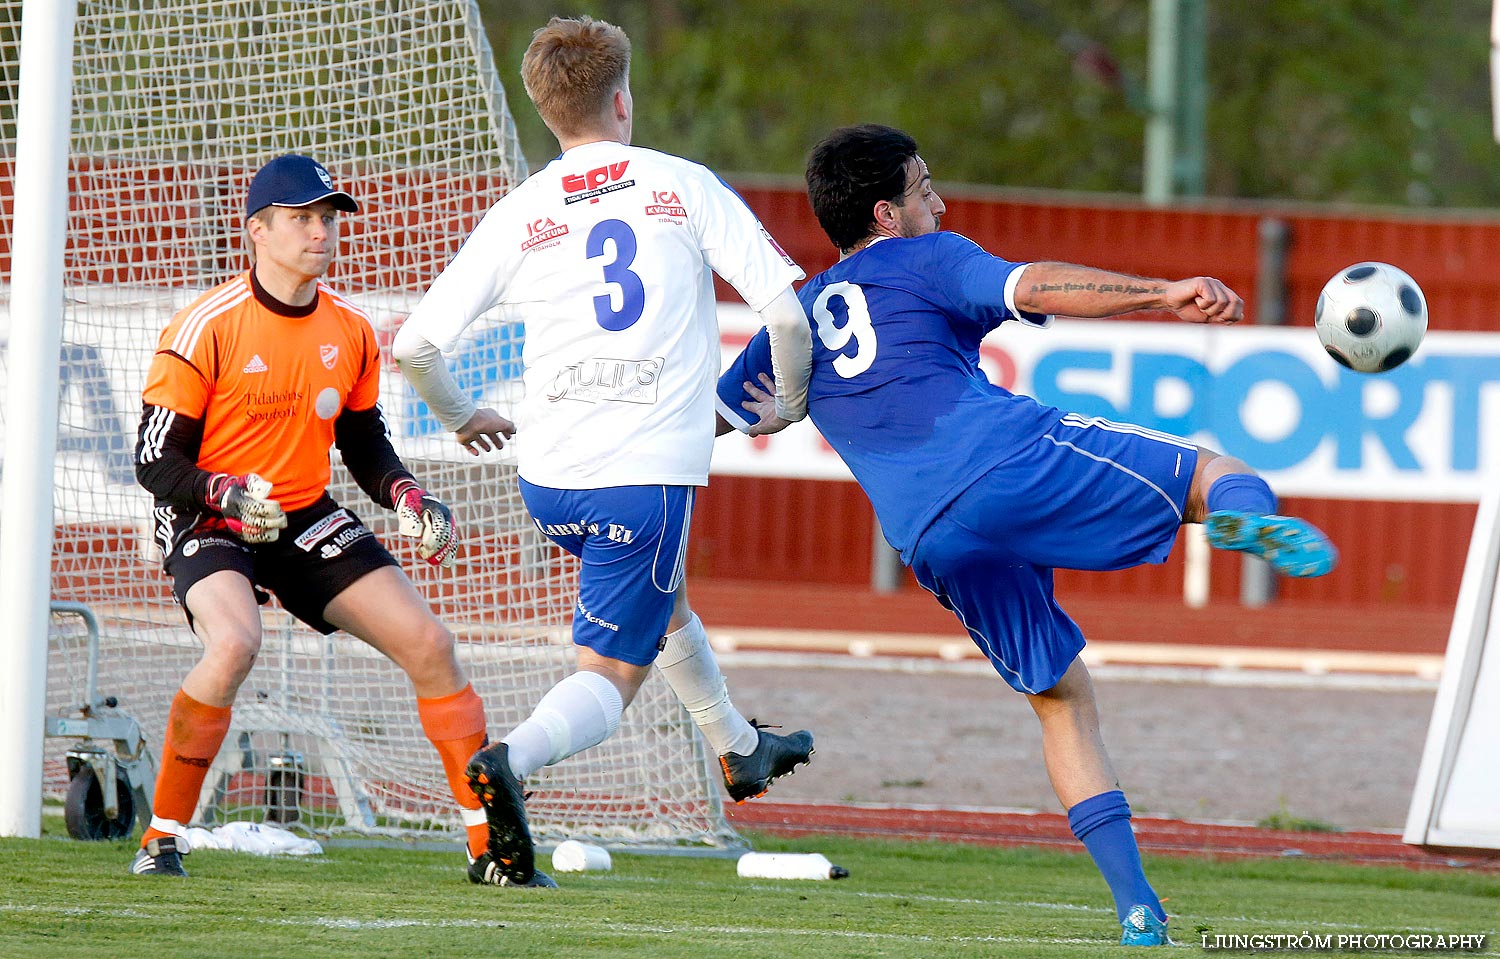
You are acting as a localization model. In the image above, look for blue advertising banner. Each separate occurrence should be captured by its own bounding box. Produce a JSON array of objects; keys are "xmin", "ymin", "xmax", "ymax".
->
[{"xmin": 711, "ymin": 307, "xmax": 1500, "ymax": 503}]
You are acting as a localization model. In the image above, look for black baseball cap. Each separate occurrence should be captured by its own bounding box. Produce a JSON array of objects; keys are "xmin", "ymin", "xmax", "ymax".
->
[{"xmin": 245, "ymin": 154, "xmax": 359, "ymax": 220}]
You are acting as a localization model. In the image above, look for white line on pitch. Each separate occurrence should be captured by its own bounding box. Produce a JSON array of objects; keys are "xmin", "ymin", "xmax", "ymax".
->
[{"xmin": 4, "ymin": 900, "xmax": 1480, "ymax": 941}]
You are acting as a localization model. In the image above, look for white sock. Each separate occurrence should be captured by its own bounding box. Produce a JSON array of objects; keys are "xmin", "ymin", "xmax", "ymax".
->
[
  {"xmin": 502, "ymin": 671, "xmax": 623, "ymax": 780},
  {"xmin": 656, "ymin": 613, "xmax": 758, "ymax": 756},
  {"xmin": 148, "ymin": 816, "xmax": 187, "ymax": 840}
]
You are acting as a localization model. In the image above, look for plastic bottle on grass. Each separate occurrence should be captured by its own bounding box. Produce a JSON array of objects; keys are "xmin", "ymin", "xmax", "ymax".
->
[
  {"xmin": 551, "ymin": 840, "xmax": 612, "ymax": 873},
  {"xmin": 736, "ymin": 852, "xmax": 849, "ymax": 880}
]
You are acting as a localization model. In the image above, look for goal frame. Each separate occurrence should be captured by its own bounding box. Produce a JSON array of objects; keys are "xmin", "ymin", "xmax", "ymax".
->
[
  {"xmin": 1403, "ymin": 469, "xmax": 1500, "ymax": 851},
  {"xmin": 0, "ymin": 0, "xmax": 77, "ymax": 840},
  {"xmin": 2, "ymin": 1, "xmax": 742, "ymax": 853}
]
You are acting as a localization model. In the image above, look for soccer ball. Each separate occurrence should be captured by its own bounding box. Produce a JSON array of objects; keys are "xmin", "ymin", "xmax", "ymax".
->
[{"xmin": 1314, "ymin": 262, "xmax": 1427, "ymax": 373}]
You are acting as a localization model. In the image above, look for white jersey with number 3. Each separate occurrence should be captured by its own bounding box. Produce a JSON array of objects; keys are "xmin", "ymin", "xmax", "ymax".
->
[{"xmin": 403, "ymin": 141, "xmax": 803, "ymax": 489}]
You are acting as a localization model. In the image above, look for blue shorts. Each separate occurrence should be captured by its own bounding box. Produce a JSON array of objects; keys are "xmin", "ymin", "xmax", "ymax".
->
[
  {"xmin": 909, "ymin": 414, "xmax": 1197, "ymax": 694},
  {"xmin": 519, "ymin": 479, "xmax": 694, "ymax": 666}
]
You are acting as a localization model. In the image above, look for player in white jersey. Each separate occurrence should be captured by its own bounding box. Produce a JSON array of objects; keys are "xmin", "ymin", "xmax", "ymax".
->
[{"xmin": 394, "ymin": 16, "xmax": 815, "ymax": 887}]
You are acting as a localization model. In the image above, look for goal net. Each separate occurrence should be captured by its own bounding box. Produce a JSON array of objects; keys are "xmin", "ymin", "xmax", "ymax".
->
[{"xmin": 2, "ymin": 0, "xmax": 738, "ymax": 850}]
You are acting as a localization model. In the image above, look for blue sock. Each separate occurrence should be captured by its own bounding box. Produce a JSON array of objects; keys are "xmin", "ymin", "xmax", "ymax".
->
[
  {"xmin": 1067, "ymin": 789, "xmax": 1164, "ymax": 923},
  {"xmin": 1206, "ymin": 473, "xmax": 1277, "ymax": 515}
]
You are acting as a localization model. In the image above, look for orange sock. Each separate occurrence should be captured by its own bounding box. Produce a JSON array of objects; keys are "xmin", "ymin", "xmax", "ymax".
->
[
  {"xmin": 142, "ymin": 689, "xmax": 232, "ymax": 847},
  {"xmin": 417, "ymin": 683, "xmax": 489, "ymax": 858}
]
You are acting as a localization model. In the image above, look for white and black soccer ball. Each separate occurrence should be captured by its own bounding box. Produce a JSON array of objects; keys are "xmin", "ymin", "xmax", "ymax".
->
[{"xmin": 1314, "ymin": 262, "xmax": 1428, "ymax": 374}]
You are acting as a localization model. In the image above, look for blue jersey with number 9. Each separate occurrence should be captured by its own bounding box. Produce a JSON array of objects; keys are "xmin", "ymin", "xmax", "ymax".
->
[{"xmin": 721, "ymin": 231, "xmax": 1063, "ymax": 559}]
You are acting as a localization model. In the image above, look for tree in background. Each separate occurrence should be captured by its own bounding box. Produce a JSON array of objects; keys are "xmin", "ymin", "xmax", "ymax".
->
[{"xmin": 479, "ymin": 0, "xmax": 1496, "ymax": 208}]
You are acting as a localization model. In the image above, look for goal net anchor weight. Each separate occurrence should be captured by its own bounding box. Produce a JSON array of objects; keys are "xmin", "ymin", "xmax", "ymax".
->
[{"xmin": 44, "ymin": 602, "xmax": 156, "ymax": 841}]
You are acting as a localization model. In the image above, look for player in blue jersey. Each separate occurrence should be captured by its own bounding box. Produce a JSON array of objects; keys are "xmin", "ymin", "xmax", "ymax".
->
[{"xmin": 718, "ymin": 124, "xmax": 1337, "ymax": 947}]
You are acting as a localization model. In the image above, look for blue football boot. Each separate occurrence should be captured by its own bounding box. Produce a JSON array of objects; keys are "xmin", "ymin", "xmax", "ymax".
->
[
  {"xmin": 1205, "ymin": 510, "xmax": 1338, "ymax": 578},
  {"xmin": 1119, "ymin": 904, "xmax": 1172, "ymax": 947}
]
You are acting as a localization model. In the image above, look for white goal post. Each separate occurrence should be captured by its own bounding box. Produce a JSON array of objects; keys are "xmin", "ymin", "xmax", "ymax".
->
[
  {"xmin": 0, "ymin": 0, "xmax": 77, "ymax": 840},
  {"xmin": 1404, "ymin": 469, "xmax": 1500, "ymax": 851},
  {"xmin": 0, "ymin": 0, "xmax": 739, "ymax": 851},
  {"xmin": 1492, "ymin": 0, "xmax": 1500, "ymax": 144}
]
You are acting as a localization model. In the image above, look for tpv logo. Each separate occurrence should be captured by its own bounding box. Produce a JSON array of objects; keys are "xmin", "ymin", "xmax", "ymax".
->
[{"xmin": 563, "ymin": 161, "xmax": 634, "ymax": 204}]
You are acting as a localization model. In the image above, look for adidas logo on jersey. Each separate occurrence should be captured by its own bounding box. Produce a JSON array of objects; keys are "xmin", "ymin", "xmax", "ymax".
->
[{"xmin": 242, "ymin": 354, "xmax": 268, "ymax": 374}]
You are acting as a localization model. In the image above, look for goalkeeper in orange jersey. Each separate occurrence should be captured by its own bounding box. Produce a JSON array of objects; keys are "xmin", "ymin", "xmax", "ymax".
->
[{"xmin": 130, "ymin": 154, "xmax": 495, "ymax": 883}]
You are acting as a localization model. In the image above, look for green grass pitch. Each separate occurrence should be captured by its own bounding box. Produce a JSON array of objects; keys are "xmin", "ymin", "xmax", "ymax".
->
[{"xmin": 1, "ymin": 824, "xmax": 1496, "ymax": 958}]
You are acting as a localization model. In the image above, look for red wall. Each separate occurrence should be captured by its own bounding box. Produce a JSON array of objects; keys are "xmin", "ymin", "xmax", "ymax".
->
[
  {"xmin": 0, "ymin": 158, "xmax": 509, "ymax": 291},
  {"xmin": 733, "ymin": 182, "xmax": 1500, "ymax": 332},
  {"xmin": 690, "ymin": 474, "xmax": 1476, "ymax": 611}
]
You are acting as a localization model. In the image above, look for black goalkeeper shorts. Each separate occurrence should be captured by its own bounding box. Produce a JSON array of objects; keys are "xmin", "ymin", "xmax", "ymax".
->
[{"xmin": 164, "ymin": 494, "xmax": 399, "ymax": 635}]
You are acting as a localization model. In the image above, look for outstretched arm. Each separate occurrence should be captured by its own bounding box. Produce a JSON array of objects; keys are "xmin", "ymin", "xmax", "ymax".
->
[{"xmin": 1013, "ymin": 262, "xmax": 1243, "ymax": 324}]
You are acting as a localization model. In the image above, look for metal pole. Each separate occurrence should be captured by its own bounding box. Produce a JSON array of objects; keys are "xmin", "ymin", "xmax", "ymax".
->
[
  {"xmin": 1176, "ymin": 0, "xmax": 1207, "ymax": 197},
  {"xmin": 1143, "ymin": 0, "xmax": 1179, "ymax": 205},
  {"xmin": 1239, "ymin": 216, "xmax": 1293, "ymax": 608},
  {"xmin": 1183, "ymin": 525, "xmax": 1210, "ymax": 609},
  {"xmin": 1255, "ymin": 218, "xmax": 1291, "ymax": 328},
  {"xmin": 870, "ymin": 518, "xmax": 902, "ymax": 594},
  {"xmin": 0, "ymin": 0, "xmax": 78, "ymax": 838},
  {"xmin": 1145, "ymin": 0, "xmax": 1207, "ymax": 202}
]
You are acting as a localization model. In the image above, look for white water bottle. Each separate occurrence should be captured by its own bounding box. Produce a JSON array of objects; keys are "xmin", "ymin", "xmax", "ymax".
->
[
  {"xmin": 736, "ymin": 851, "xmax": 849, "ymax": 880},
  {"xmin": 551, "ymin": 840, "xmax": 612, "ymax": 873}
]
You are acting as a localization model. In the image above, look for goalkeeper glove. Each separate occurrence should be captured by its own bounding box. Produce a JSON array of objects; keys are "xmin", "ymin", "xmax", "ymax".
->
[
  {"xmin": 206, "ymin": 472, "xmax": 287, "ymax": 544},
  {"xmin": 392, "ymin": 478, "xmax": 458, "ymax": 568}
]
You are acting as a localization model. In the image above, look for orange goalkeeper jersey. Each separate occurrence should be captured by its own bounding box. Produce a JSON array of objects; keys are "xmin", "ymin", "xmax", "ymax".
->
[{"xmin": 141, "ymin": 272, "xmax": 382, "ymax": 511}]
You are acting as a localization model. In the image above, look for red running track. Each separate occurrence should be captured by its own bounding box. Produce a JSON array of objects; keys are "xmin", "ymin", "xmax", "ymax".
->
[
  {"xmin": 690, "ymin": 581, "xmax": 1454, "ymax": 655},
  {"xmin": 725, "ymin": 802, "xmax": 1500, "ymax": 873}
]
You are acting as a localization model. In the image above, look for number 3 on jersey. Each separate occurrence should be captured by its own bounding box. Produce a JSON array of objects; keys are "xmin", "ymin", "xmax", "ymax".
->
[
  {"xmin": 812, "ymin": 281, "xmax": 876, "ymax": 378},
  {"xmin": 587, "ymin": 219, "xmax": 646, "ymax": 331}
]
